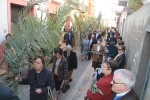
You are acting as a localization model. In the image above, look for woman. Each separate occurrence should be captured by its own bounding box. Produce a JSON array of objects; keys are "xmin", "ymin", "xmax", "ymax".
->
[
  {"xmin": 86, "ymin": 58, "xmax": 118, "ymax": 100},
  {"xmin": 92, "ymin": 39, "xmax": 105, "ymax": 70},
  {"xmin": 17, "ymin": 56, "xmax": 55, "ymax": 100},
  {"xmin": 114, "ymin": 45, "xmax": 126, "ymax": 69},
  {"xmin": 52, "ymin": 48, "xmax": 68, "ymax": 100},
  {"xmin": 81, "ymin": 35, "xmax": 89, "ymax": 61}
]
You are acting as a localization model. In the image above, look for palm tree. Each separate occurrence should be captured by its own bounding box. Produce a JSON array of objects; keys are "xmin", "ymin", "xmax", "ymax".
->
[{"xmin": 0, "ymin": 0, "xmax": 79, "ymax": 97}]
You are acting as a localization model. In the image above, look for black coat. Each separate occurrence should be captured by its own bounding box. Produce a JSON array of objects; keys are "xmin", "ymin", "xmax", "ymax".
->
[
  {"xmin": 112, "ymin": 88, "xmax": 139, "ymax": 100},
  {"xmin": 108, "ymin": 46, "xmax": 118, "ymax": 59},
  {"xmin": 115, "ymin": 53, "xmax": 126, "ymax": 69},
  {"xmin": 20, "ymin": 68, "xmax": 55, "ymax": 100},
  {"xmin": 0, "ymin": 86, "xmax": 19, "ymax": 100},
  {"xmin": 109, "ymin": 36, "xmax": 117, "ymax": 45},
  {"xmin": 63, "ymin": 51, "xmax": 77, "ymax": 71},
  {"xmin": 95, "ymin": 33, "xmax": 101, "ymax": 40},
  {"xmin": 89, "ymin": 38, "xmax": 97, "ymax": 50}
]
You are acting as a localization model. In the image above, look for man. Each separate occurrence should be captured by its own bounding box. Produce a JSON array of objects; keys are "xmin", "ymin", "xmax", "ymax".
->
[
  {"xmin": 88, "ymin": 35, "xmax": 97, "ymax": 60},
  {"xmin": 0, "ymin": 86, "xmax": 19, "ymax": 100},
  {"xmin": 63, "ymin": 45, "xmax": 77, "ymax": 82},
  {"xmin": 65, "ymin": 29, "xmax": 74, "ymax": 47},
  {"xmin": 109, "ymin": 32, "xmax": 117, "ymax": 45},
  {"xmin": 95, "ymin": 30, "xmax": 101, "ymax": 40},
  {"xmin": 111, "ymin": 69, "xmax": 139, "ymax": 100}
]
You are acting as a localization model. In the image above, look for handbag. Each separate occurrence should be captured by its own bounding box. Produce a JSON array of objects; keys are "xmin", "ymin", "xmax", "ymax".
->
[
  {"xmin": 47, "ymin": 86, "xmax": 53, "ymax": 100},
  {"xmin": 61, "ymin": 83, "xmax": 70, "ymax": 93}
]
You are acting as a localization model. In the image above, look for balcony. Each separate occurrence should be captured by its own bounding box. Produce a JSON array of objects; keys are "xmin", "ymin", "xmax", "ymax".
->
[{"xmin": 118, "ymin": 0, "xmax": 127, "ymax": 6}]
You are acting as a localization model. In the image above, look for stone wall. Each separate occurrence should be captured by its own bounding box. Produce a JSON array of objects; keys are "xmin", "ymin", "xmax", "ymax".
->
[{"xmin": 123, "ymin": 3, "xmax": 150, "ymax": 99}]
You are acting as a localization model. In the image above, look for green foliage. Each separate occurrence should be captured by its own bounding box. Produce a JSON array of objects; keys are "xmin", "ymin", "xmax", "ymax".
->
[
  {"xmin": 128, "ymin": 0, "xmax": 143, "ymax": 12},
  {"xmin": 0, "ymin": 0, "xmax": 80, "ymax": 97},
  {"xmin": 71, "ymin": 12, "xmax": 103, "ymax": 48}
]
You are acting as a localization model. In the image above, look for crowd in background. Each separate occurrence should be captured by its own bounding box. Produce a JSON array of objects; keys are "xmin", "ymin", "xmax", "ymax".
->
[{"xmin": 84, "ymin": 27, "xmax": 139, "ymax": 100}]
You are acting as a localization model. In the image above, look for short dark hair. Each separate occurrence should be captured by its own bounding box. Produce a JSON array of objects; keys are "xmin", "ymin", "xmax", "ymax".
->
[
  {"xmin": 34, "ymin": 56, "xmax": 45, "ymax": 65},
  {"xmin": 104, "ymin": 58, "xmax": 118, "ymax": 73},
  {"xmin": 5, "ymin": 34, "xmax": 11, "ymax": 39},
  {"xmin": 118, "ymin": 40, "xmax": 125, "ymax": 45},
  {"xmin": 55, "ymin": 47, "xmax": 63, "ymax": 55},
  {"xmin": 118, "ymin": 36, "xmax": 122, "ymax": 40},
  {"xmin": 110, "ymin": 41, "xmax": 114, "ymax": 46}
]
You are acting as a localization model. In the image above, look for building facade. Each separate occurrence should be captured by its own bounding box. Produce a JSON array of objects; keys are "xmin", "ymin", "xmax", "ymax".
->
[{"xmin": 0, "ymin": 0, "xmax": 30, "ymax": 60}]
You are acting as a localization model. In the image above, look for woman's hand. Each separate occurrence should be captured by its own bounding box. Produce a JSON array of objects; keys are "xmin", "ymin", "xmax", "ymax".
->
[
  {"xmin": 63, "ymin": 80, "xmax": 68, "ymax": 83},
  {"xmin": 15, "ymin": 76, "xmax": 22, "ymax": 81},
  {"xmin": 35, "ymin": 88, "xmax": 42, "ymax": 94}
]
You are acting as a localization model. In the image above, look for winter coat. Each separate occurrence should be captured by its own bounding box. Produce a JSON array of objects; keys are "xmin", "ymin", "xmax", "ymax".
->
[{"xmin": 20, "ymin": 68, "xmax": 55, "ymax": 100}]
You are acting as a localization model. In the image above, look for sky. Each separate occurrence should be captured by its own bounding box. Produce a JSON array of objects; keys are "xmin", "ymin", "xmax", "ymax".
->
[{"xmin": 95, "ymin": 0, "xmax": 114, "ymax": 18}]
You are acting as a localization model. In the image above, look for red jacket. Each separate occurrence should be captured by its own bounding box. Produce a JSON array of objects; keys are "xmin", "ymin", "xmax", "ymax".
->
[{"xmin": 87, "ymin": 74, "xmax": 113, "ymax": 100}]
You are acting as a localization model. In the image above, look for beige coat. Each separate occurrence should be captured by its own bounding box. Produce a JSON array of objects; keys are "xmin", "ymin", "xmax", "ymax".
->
[{"xmin": 92, "ymin": 44, "xmax": 105, "ymax": 62}]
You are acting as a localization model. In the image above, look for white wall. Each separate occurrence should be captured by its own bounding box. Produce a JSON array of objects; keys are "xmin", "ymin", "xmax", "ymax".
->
[
  {"xmin": 143, "ymin": 0, "xmax": 150, "ymax": 5},
  {"xmin": 0, "ymin": 0, "xmax": 8, "ymax": 43}
]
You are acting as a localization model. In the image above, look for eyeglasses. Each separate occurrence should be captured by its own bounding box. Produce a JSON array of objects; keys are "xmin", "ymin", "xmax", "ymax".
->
[
  {"xmin": 118, "ymin": 49, "xmax": 122, "ymax": 50},
  {"xmin": 112, "ymin": 79, "xmax": 124, "ymax": 84}
]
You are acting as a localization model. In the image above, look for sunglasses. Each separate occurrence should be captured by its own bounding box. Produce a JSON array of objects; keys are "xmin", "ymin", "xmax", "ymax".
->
[{"xmin": 118, "ymin": 49, "xmax": 122, "ymax": 50}]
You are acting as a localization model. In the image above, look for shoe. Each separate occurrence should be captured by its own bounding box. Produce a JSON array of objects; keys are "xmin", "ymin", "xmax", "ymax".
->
[{"xmin": 68, "ymin": 78, "xmax": 72, "ymax": 82}]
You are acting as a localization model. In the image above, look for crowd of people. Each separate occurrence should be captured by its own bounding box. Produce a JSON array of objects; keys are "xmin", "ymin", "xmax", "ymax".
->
[
  {"xmin": 83, "ymin": 28, "xmax": 139, "ymax": 100},
  {"xmin": 0, "ymin": 27, "xmax": 140, "ymax": 100}
]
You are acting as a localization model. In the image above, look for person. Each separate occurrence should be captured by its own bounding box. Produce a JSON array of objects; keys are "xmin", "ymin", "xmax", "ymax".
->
[
  {"xmin": 88, "ymin": 34, "xmax": 97, "ymax": 60},
  {"xmin": 114, "ymin": 45, "xmax": 126, "ymax": 69},
  {"xmin": 95, "ymin": 30, "xmax": 101, "ymax": 40},
  {"xmin": 92, "ymin": 39, "xmax": 105, "ymax": 70},
  {"xmin": 65, "ymin": 29, "xmax": 74, "ymax": 47},
  {"xmin": 63, "ymin": 44, "xmax": 77, "ymax": 82},
  {"xmin": 108, "ymin": 41, "xmax": 118, "ymax": 59},
  {"xmin": 111, "ymin": 69, "xmax": 139, "ymax": 100},
  {"xmin": 116, "ymin": 36, "xmax": 122, "ymax": 47},
  {"xmin": 86, "ymin": 58, "xmax": 118, "ymax": 100},
  {"xmin": 109, "ymin": 32, "xmax": 117, "ymax": 45},
  {"xmin": 81, "ymin": 35, "xmax": 89, "ymax": 61},
  {"xmin": 1, "ymin": 34, "xmax": 16, "ymax": 80},
  {"xmin": 118, "ymin": 40, "xmax": 125, "ymax": 46},
  {"xmin": 0, "ymin": 86, "xmax": 19, "ymax": 100},
  {"xmin": 16, "ymin": 56, "xmax": 55, "ymax": 100},
  {"xmin": 52, "ymin": 48, "xmax": 68, "ymax": 100}
]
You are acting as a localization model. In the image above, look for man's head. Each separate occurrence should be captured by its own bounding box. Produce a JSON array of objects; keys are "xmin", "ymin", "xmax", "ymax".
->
[
  {"xmin": 111, "ymin": 69, "xmax": 136, "ymax": 94},
  {"xmin": 91, "ymin": 35, "xmax": 95, "ymax": 39},
  {"xmin": 66, "ymin": 44, "xmax": 72, "ymax": 52}
]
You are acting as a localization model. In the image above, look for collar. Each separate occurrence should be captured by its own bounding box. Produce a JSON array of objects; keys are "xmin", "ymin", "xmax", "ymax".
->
[{"xmin": 116, "ymin": 89, "xmax": 131, "ymax": 97}]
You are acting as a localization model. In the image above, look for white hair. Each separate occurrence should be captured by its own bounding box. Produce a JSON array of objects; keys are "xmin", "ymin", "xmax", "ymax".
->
[
  {"xmin": 66, "ymin": 44, "xmax": 72, "ymax": 50},
  {"xmin": 114, "ymin": 69, "xmax": 136, "ymax": 89}
]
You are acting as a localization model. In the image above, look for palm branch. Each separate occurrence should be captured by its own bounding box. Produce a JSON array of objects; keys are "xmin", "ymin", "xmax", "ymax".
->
[{"xmin": 0, "ymin": 0, "xmax": 80, "ymax": 97}]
